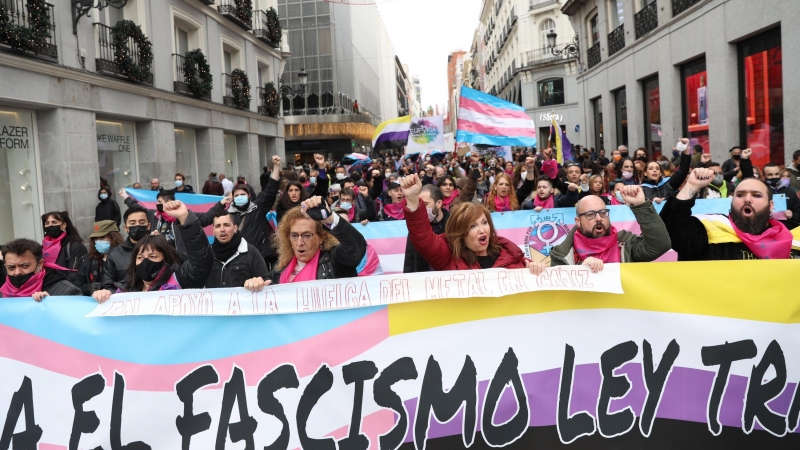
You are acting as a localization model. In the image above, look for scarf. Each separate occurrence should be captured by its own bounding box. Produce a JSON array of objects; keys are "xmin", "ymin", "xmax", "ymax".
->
[
  {"xmin": 640, "ymin": 177, "xmax": 670, "ymax": 189},
  {"xmin": 212, "ymin": 233, "xmax": 242, "ymax": 262},
  {"xmin": 541, "ymin": 159, "xmax": 558, "ymax": 179},
  {"xmin": 608, "ymin": 193, "xmax": 624, "ymax": 205},
  {"xmin": 441, "ymin": 189, "xmax": 460, "ymax": 210},
  {"xmin": 1, "ymin": 267, "xmax": 48, "ymax": 298},
  {"xmin": 280, "ymin": 249, "xmax": 321, "ymax": 284},
  {"xmin": 572, "ymin": 227, "xmax": 621, "ymax": 264},
  {"xmin": 493, "ymin": 195, "xmax": 511, "ymax": 212},
  {"xmin": 533, "ymin": 194, "xmax": 554, "ymax": 209},
  {"xmin": 42, "ymin": 232, "xmax": 66, "ymax": 265},
  {"xmin": 346, "ymin": 205, "xmax": 355, "ymax": 222},
  {"xmin": 156, "ymin": 211, "xmax": 177, "ymax": 223},
  {"xmin": 697, "ymin": 214, "xmax": 799, "ymax": 259},
  {"xmin": 384, "ymin": 199, "xmax": 406, "ymax": 220}
]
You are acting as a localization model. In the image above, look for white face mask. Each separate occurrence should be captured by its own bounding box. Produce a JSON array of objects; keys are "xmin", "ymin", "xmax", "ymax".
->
[
  {"xmin": 336, "ymin": 173, "xmax": 346, "ymax": 180},
  {"xmin": 426, "ymin": 206, "xmax": 437, "ymax": 222},
  {"xmin": 580, "ymin": 183, "xmax": 590, "ymax": 191}
]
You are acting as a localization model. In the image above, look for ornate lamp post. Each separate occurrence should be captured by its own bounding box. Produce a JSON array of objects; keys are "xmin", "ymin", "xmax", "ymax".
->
[
  {"xmin": 72, "ymin": 0, "xmax": 128, "ymax": 35},
  {"xmin": 279, "ymin": 68, "xmax": 309, "ymax": 115},
  {"xmin": 546, "ymin": 31, "xmax": 580, "ymax": 61}
]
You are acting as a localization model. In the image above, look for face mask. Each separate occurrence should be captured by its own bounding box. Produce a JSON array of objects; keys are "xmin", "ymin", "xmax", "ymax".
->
[
  {"xmin": 779, "ymin": 178, "xmax": 790, "ymax": 189},
  {"xmin": 234, "ymin": 195, "xmax": 249, "ymax": 207},
  {"xmin": 621, "ymin": 151, "xmax": 629, "ymax": 157},
  {"xmin": 44, "ymin": 225, "xmax": 63, "ymax": 239},
  {"xmin": 94, "ymin": 240, "xmax": 111, "ymax": 254},
  {"xmin": 99, "ymin": 193, "xmax": 109, "ymax": 200},
  {"xmin": 385, "ymin": 172, "xmax": 391, "ymax": 177},
  {"xmin": 621, "ymin": 171, "xmax": 633, "ymax": 180},
  {"xmin": 711, "ymin": 174, "xmax": 724, "ymax": 187},
  {"xmin": 336, "ymin": 173, "xmax": 346, "ymax": 180},
  {"xmin": 8, "ymin": 270, "xmax": 37, "ymax": 289},
  {"xmin": 340, "ymin": 201, "xmax": 352, "ymax": 210},
  {"xmin": 309, "ymin": 177, "xmax": 317, "ymax": 184},
  {"xmin": 613, "ymin": 155, "xmax": 622, "ymax": 162},
  {"xmin": 127, "ymin": 225, "xmax": 148, "ymax": 241},
  {"xmin": 580, "ymin": 183, "xmax": 590, "ymax": 191},
  {"xmin": 426, "ymin": 206, "xmax": 437, "ymax": 222},
  {"xmin": 135, "ymin": 258, "xmax": 165, "ymax": 282},
  {"xmin": 614, "ymin": 191, "xmax": 624, "ymax": 203},
  {"xmin": 732, "ymin": 155, "xmax": 741, "ymax": 161},
  {"xmin": 175, "ymin": 180, "xmax": 183, "ymax": 187},
  {"xmin": 672, "ymin": 150, "xmax": 680, "ymax": 158},
  {"xmin": 156, "ymin": 203, "xmax": 164, "ymax": 213}
]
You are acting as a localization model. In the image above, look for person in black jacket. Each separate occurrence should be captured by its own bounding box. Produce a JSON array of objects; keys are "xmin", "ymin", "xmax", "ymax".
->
[
  {"xmin": 0, "ymin": 238, "xmax": 82, "ymax": 300},
  {"xmin": 404, "ymin": 184, "xmax": 449, "ymax": 273},
  {"xmin": 92, "ymin": 200, "xmax": 213, "ymax": 302},
  {"xmin": 205, "ymin": 210, "xmax": 270, "ymax": 289},
  {"xmin": 120, "ymin": 189, "xmax": 206, "ymax": 255},
  {"xmin": 75, "ymin": 220, "xmax": 124, "ymax": 296},
  {"xmin": 333, "ymin": 186, "xmax": 377, "ymax": 225},
  {"xmin": 640, "ymin": 139, "xmax": 692, "ymax": 203},
  {"xmin": 95, "ymin": 187, "xmax": 121, "ymax": 226},
  {"xmin": 263, "ymin": 154, "xmax": 329, "ymax": 223},
  {"xmin": 41, "ymin": 211, "xmax": 87, "ymax": 284},
  {"xmin": 102, "ymin": 205, "xmax": 150, "ymax": 291},
  {"xmin": 260, "ymin": 166, "xmax": 271, "ymax": 192},
  {"xmin": 174, "ymin": 173, "xmax": 195, "ymax": 194},
  {"xmin": 763, "ymin": 163, "xmax": 800, "ymax": 229},
  {"xmin": 271, "ymin": 197, "xmax": 367, "ymax": 284}
]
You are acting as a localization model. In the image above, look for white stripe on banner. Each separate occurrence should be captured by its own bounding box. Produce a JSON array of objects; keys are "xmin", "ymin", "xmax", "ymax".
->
[
  {"xmin": 458, "ymin": 107, "xmax": 535, "ymax": 129},
  {"xmin": 87, "ymin": 265, "xmax": 624, "ymax": 317}
]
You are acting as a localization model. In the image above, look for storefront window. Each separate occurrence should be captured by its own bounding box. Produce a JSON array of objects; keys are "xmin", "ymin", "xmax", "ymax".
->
[
  {"xmin": 643, "ymin": 76, "xmax": 662, "ymax": 158},
  {"xmin": 174, "ymin": 128, "xmax": 197, "ymax": 190},
  {"xmin": 97, "ymin": 120, "xmax": 137, "ymax": 213},
  {"xmin": 0, "ymin": 108, "xmax": 42, "ymax": 241},
  {"xmin": 681, "ymin": 58, "xmax": 709, "ymax": 153},
  {"xmin": 593, "ymin": 97, "xmax": 603, "ymax": 151},
  {"xmin": 538, "ymin": 78, "xmax": 565, "ymax": 107},
  {"xmin": 223, "ymin": 133, "xmax": 238, "ymax": 177},
  {"xmin": 614, "ymin": 88, "xmax": 628, "ymax": 148},
  {"xmin": 739, "ymin": 28, "xmax": 783, "ymax": 168}
]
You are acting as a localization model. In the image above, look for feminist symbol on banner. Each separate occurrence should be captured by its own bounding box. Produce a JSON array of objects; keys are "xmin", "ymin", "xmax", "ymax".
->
[{"xmin": 525, "ymin": 213, "xmax": 571, "ymax": 258}]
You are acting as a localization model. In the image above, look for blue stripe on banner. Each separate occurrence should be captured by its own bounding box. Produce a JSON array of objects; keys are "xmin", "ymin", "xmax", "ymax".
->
[
  {"xmin": 0, "ymin": 296, "xmax": 382, "ymax": 364},
  {"xmin": 128, "ymin": 189, "xmax": 223, "ymax": 205},
  {"xmin": 459, "ymin": 86, "xmax": 526, "ymax": 111},
  {"xmin": 456, "ymin": 130, "xmax": 538, "ymax": 147}
]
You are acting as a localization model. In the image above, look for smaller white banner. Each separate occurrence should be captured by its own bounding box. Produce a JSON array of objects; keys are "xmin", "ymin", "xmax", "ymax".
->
[{"xmin": 87, "ymin": 265, "xmax": 623, "ymax": 317}]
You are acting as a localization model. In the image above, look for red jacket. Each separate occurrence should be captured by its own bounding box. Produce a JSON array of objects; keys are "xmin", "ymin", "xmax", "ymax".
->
[{"xmin": 404, "ymin": 203, "xmax": 526, "ymax": 271}]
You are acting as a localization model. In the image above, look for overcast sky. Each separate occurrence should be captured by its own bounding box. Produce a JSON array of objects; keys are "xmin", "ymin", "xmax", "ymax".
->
[{"xmin": 376, "ymin": 0, "xmax": 482, "ymax": 114}]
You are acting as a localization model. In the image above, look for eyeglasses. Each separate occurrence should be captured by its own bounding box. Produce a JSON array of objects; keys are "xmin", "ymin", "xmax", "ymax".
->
[
  {"xmin": 577, "ymin": 209, "xmax": 610, "ymax": 220},
  {"xmin": 289, "ymin": 232, "xmax": 316, "ymax": 242}
]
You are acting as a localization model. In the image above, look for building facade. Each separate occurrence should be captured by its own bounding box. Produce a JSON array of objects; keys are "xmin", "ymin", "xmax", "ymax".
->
[
  {"xmin": 562, "ymin": 0, "xmax": 797, "ymax": 166},
  {"xmin": 396, "ymin": 57, "xmax": 409, "ymax": 117},
  {"xmin": 446, "ymin": 50, "xmax": 466, "ymax": 132},
  {"xmin": 0, "ymin": 0, "xmax": 288, "ymax": 242}
]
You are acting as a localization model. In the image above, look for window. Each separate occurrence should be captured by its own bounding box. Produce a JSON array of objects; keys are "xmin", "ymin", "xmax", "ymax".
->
[
  {"xmin": 681, "ymin": 58, "xmax": 708, "ymax": 153},
  {"xmin": 540, "ymin": 19, "xmax": 556, "ymax": 49},
  {"xmin": 593, "ymin": 97, "xmax": 604, "ymax": 151},
  {"xmin": 224, "ymin": 51, "xmax": 232, "ymax": 74},
  {"xmin": 175, "ymin": 28, "xmax": 188, "ymax": 55},
  {"xmin": 638, "ymin": 0, "xmax": 656, "ymax": 9},
  {"xmin": 589, "ymin": 14, "xmax": 599, "ymax": 44},
  {"xmin": 223, "ymin": 134, "xmax": 238, "ymax": 178},
  {"xmin": 538, "ymin": 78, "xmax": 565, "ymax": 106},
  {"xmin": 739, "ymin": 28, "xmax": 783, "ymax": 168},
  {"xmin": 0, "ymin": 107, "xmax": 43, "ymax": 241},
  {"xmin": 608, "ymin": 0, "xmax": 624, "ymax": 30},
  {"xmin": 614, "ymin": 88, "xmax": 628, "ymax": 148},
  {"xmin": 643, "ymin": 76, "xmax": 661, "ymax": 158},
  {"xmin": 97, "ymin": 0, "xmax": 142, "ymax": 30},
  {"xmin": 174, "ymin": 128, "xmax": 197, "ymax": 189},
  {"xmin": 97, "ymin": 120, "xmax": 137, "ymax": 214}
]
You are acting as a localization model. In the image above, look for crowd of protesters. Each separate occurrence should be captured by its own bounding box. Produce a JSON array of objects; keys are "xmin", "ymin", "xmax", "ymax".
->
[{"xmin": 1, "ymin": 143, "xmax": 798, "ymax": 301}]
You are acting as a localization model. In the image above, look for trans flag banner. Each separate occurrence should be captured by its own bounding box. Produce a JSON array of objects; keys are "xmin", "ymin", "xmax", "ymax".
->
[
  {"xmin": 0, "ymin": 261, "xmax": 798, "ymax": 448},
  {"xmin": 456, "ymin": 86, "xmax": 537, "ymax": 148}
]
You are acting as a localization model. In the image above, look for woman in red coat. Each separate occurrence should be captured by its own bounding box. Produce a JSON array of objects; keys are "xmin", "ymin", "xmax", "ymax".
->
[{"xmin": 401, "ymin": 174, "xmax": 547, "ymax": 273}]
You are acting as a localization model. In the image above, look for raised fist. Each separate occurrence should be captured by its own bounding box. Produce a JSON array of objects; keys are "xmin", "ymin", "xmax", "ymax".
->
[
  {"xmin": 741, "ymin": 148, "xmax": 752, "ymax": 160},
  {"xmin": 313, "ymin": 153, "xmax": 325, "ymax": 167},
  {"xmin": 686, "ymin": 168, "xmax": 717, "ymax": 189},
  {"xmin": 700, "ymin": 153, "xmax": 712, "ymax": 164},
  {"xmin": 272, "ymin": 155, "xmax": 282, "ymax": 168}
]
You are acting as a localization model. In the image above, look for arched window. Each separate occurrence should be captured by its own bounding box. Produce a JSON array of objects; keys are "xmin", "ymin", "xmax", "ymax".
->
[{"xmin": 540, "ymin": 19, "xmax": 556, "ymax": 49}]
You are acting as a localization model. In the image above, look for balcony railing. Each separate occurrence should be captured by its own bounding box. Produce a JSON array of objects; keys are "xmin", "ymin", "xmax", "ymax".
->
[
  {"xmin": 635, "ymin": 0, "xmax": 658, "ymax": 39},
  {"xmin": 218, "ymin": 0, "xmax": 251, "ymax": 30},
  {"xmin": 252, "ymin": 10, "xmax": 281, "ymax": 47},
  {"xmin": 94, "ymin": 23, "xmax": 153, "ymax": 86},
  {"xmin": 0, "ymin": 0, "xmax": 57, "ymax": 62},
  {"xmin": 173, "ymin": 53, "xmax": 211, "ymax": 100},
  {"xmin": 587, "ymin": 42, "xmax": 601, "ymax": 69},
  {"xmin": 529, "ymin": 0, "xmax": 559, "ymax": 10},
  {"xmin": 524, "ymin": 43, "xmax": 576, "ymax": 67},
  {"xmin": 672, "ymin": 0, "xmax": 702, "ymax": 16},
  {"xmin": 607, "ymin": 24, "xmax": 625, "ymax": 56},
  {"xmin": 222, "ymin": 73, "xmax": 235, "ymax": 106},
  {"xmin": 198, "ymin": 0, "xmax": 214, "ymax": 4}
]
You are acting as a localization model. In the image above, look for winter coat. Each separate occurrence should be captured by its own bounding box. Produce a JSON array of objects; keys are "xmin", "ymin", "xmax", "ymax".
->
[
  {"xmin": 175, "ymin": 185, "xmax": 195, "ymax": 194},
  {"xmin": 75, "ymin": 256, "xmax": 108, "ymax": 296},
  {"xmin": 206, "ymin": 238, "xmax": 270, "ymax": 288},
  {"xmin": 403, "ymin": 208, "xmax": 449, "ymax": 273},
  {"xmin": 54, "ymin": 241, "xmax": 87, "ymax": 284},
  {"xmin": 101, "ymin": 237, "xmax": 135, "ymax": 291},
  {"xmin": 271, "ymin": 217, "xmax": 367, "ymax": 284},
  {"xmin": 124, "ymin": 197, "xmax": 188, "ymax": 255},
  {"xmin": 95, "ymin": 198, "xmax": 121, "ymax": 226},
  {"xmin": 787, "ymin": 164, "xmax": 800, "ymax": 191},
  {"xmin": 199, "ymin": 190, "xmax": 275, "ymax": 259},
  {"xmin": 404, "ymin": 204, "xmax": 526, "ymax": 271},
  {"xmin": 640, "ymin": 153, "xmax": 691, "ymax": 201},
  {"xmin": 550, "ymin": 202, "xmax": 671, "ymax": 265},
  {"xmin": 264, "ymin": 168, "xmax": 329, "ymax": 222},
  {"xmin": 202, "ymin": 179, "xmax": 224, "ymax": 196}
]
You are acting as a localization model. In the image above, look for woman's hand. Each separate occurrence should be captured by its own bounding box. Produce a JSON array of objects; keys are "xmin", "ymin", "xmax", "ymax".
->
[
  {"xmin": 244, "ymin": 277, "xmax": 271, "ymax": 292},
  {"xmin": 526, "ymin": 261, "xmax": 548, "ymax": 276},
  {"xmin": 32, "ymin": 291, "xmax": 49, "ymax": 302},
  {"xmin": 400, "ymin": 174, "xmax": 423, "ymax": 210},
  {"xmin": 581, "ymin": 257, "xmax": 604, "ymax": 273},
  {"xmin": 93, "ymin": 289, "xmax": 112, "ymax": 304}
]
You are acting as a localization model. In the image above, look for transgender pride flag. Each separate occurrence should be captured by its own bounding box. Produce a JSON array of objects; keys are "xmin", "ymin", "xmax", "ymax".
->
[{"xmin": 456, "ymin": 86, "xmax": 537, "ymax": 147}]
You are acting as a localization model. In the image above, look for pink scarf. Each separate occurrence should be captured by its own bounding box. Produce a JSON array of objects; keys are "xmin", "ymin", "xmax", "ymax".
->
[
  {"xmin": 441, "ymin": 189, "xmax": 460, "ymax": 211},
  {"xmin": 156, "ymin": 212, "xmax": 177, "ymax": 223},
  {"xmin": 729, "ymin": 218, "xmax": 794, "ymax": 260},
  {"xmin": 493, "ymin": 195, "xmax": 511, "ymax": 212},
  {"xmin": 534, "ymin": 194, "xmax": 554, "ymax": 209},
  {"xmin": 42, "ymin": 232, "xmax": 65, "ymax": 265},
  {"xmin": 279, "ymin": 250, "xmax": 321, "ymax": 284},
  {"xmin": 609, "ymin": 194, "xmax": 624, "ymax": 205},
  {"xmin": 541, "ymin": 159, "xmax": 558, "ymax": 179},
  {"xmin": 384, "ymin": 199, "xmax": 406, "ymax": 220},
  {"xmin": 572, "ymin": 227, "xmax": 621, "ymax": 263},
  {"xmin": 346, "ymin": 205, "xmax": 355, "ymax": 222},
  {"xmin": 1, "ymin": 268, "xmax": 47, "ymax": 298}
]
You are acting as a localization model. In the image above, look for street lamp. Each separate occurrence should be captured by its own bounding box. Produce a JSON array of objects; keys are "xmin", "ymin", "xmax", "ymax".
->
[
  {"xmin": 72, "ymin": 0, "xmax": 128, "ymax": 35},
  {"xmin": 546, "ymin": 31, "xmax": 580, "ymax": 61},
  {"xmin": 280, "ymin": 69, "xmax": 310, "ymax": 116}
]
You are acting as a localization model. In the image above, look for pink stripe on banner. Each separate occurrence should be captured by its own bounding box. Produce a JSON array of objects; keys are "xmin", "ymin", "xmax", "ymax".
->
[
  {"xmin": 460, "ymin": 97, "xmax": 531, "ymax": 121},
  {"xmin": 39, "ymin": 445, "xmax": 67, "ymax": 450},
  {"xmin": 367, "ymin": 236, "xmax": 407, "ymax": 255},
  {"xmin": 303, "ymin": 409, "xmax": 396, "ymax": 450},
  {"xmin": 0, "ymin": 309, "xmax": 388, "ymax": 391},
  {"xmin": 458, "ymin": 119, "xmax": 537, "ymax": 138}
]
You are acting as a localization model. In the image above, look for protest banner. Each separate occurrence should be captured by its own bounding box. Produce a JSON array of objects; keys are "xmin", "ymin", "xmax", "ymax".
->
[
  {"xmin": 0, "ymin": 261, "xmax": 798, "ymax": 449},
  {"xmin": 469, "ymin": 144, "xmax": 512, "ymax": 162},
  {"xmin": 406, "ymin": 116, "xmax": 444, "ymax": 154}
]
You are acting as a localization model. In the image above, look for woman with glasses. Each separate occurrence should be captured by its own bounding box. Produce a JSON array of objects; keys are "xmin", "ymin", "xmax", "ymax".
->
[{"xmin": 271, "ymin": 196, "xmax": 367, "ymax": 284}]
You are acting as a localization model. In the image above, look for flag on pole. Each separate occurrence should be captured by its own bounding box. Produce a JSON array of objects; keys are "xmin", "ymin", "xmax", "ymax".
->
[
  {"xmin": 372, "ymin": 116, "xmax": 411, "ymax": 151},
  {"xmin": 549, "ymin": 115, "xmax": 573, "ymax": 164},
  {"xmin": 455, "ymin": 86, "xmax": 537, "ymax": 147}
]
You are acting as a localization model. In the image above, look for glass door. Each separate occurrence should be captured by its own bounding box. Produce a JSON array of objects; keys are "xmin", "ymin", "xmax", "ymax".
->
[
  {"xmin": 97, "ymin": 120, "xmax": 137, "ymax": 213},
  {"xmin": 223, "ymin": 133, "xmax": 238, "ymax": 178},
  {"xmin": 0, "ymin": 108, "xmax": 42, "ymax": 241},
  {"xmin": 174, "ymin": 128, "xmax": 197, "ymax": 190}
]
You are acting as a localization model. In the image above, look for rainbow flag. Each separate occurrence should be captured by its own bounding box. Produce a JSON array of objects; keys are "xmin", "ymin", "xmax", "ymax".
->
[
  {"xmin": 372, "ymin": 115, "xmax": 411, "ymax": 151},
  {"xmin": 456, "ymin": 86, "xmax": 537, "ymax": 147}
]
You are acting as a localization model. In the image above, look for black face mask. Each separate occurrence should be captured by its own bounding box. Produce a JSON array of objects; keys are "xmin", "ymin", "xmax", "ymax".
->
[
  {"xmin": 156, "ymin": 203, "xmax": 164, "ymax": 213},
  {"xmin": 766, "ymin": 178, "xmax": 781, "ymax": 188},
  {"xmin": 128, "ymin": 225, "xmax": 148, "ymax": 241},
  {"xmin": 8, "ymin": 270, "xmax": 37, "ymax": 288},
  {"xmin": 732, "ymin": 154, "xmax": 741, "ymax": 160},
  {"xmin": 44, "ymin": 225, "xmax": 63, "ymax": 239},
  {"xmin": 135, "ymin": 258, "xmax": 165, "ymax": 282}
]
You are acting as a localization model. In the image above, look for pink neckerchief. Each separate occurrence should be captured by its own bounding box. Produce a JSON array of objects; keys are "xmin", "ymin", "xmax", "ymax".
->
[
  {"xmin": 441, "ymin": 189, "xmax": 460, "ymax": 210},
  {"xmin": 572, "ymin": 227, "xmax": 621, "ymax": 263},
  {"xmin": 541, "ymin": 159, "xmax": 558, "ymax": 178},
  {"xmin": 0, "ymin": 268, "xmax": 47, "ymax": 298},
  {"xmin": 494, "ymin": 195, "xmax": 511, "ymax": 212},
  {"xmin": 609, "ymin": 193, "xmax": 624, "ymax": 205},
  {"xmin": 729, "ymin": 217, "xmax": 794, "ymax": 259},
  {"xmin": 346, "ymin": 205, "xmax": 355, "ymax": 222},
  {"xmin": 156, "ymin": 212, "xmax": 177, "ymax": 223},
  {"xmin": 280, "ymin": 250, "xmax": 321, "ymax": 284},
  {"xmin": 42, "ymin": 232, "xmax": 66, "ymax": 265},
  {"xmin": 534, "ymin": 194, "xmax": 554, "ymax": 209},
  {"xmin": 384, "ymin": 199, "xmax": 407, "ymax": 220}
]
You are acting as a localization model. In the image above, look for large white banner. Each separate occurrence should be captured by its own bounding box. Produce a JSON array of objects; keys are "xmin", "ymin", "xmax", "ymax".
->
[{"xmin": 406, "ymin": 115, "xmax": 445, "ymax": 154}]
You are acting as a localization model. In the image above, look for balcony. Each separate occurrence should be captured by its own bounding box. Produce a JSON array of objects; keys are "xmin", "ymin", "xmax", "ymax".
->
[
  {"xmin": 524, "ymin": 43, "xmax": 577, "ymax": 67},
  {"xmin": 635, "ymin": 0, "xmax": 658, "ymax": 39},
  {"xmin": 529, "ymin": 0, "xmax": 559, "ymax": 10},
  {"xmin": 607, "ymin": 24, "xmax": 625, "ymax": 56},
  {"xmin": 94, "ymin": 23, "xmax": 153, "ymax": 86},
  {"xmin": 222, "ymin": 73, "xmax": 236, "ymax": 106},
  {"xmin": 173, "ymin": 53, "xmax": 211, "ymax": 100},
  {"xmin": 672, "ymin": 0, "xmax": 702, "ymax": 16},
  {"xmin": 0, "ymin": 0, "xmax": 57, "ymax": 62},
  {"xmin": 217, "ymin": 0, "xmax": 252, "ymax": 31},
  {"xmin": 587, "ymin": 42, "xmax": 601, "ymax": 69},
  {"xmin": 252, "ymin": 9, "xmax": 281, "ymax": 47}
]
